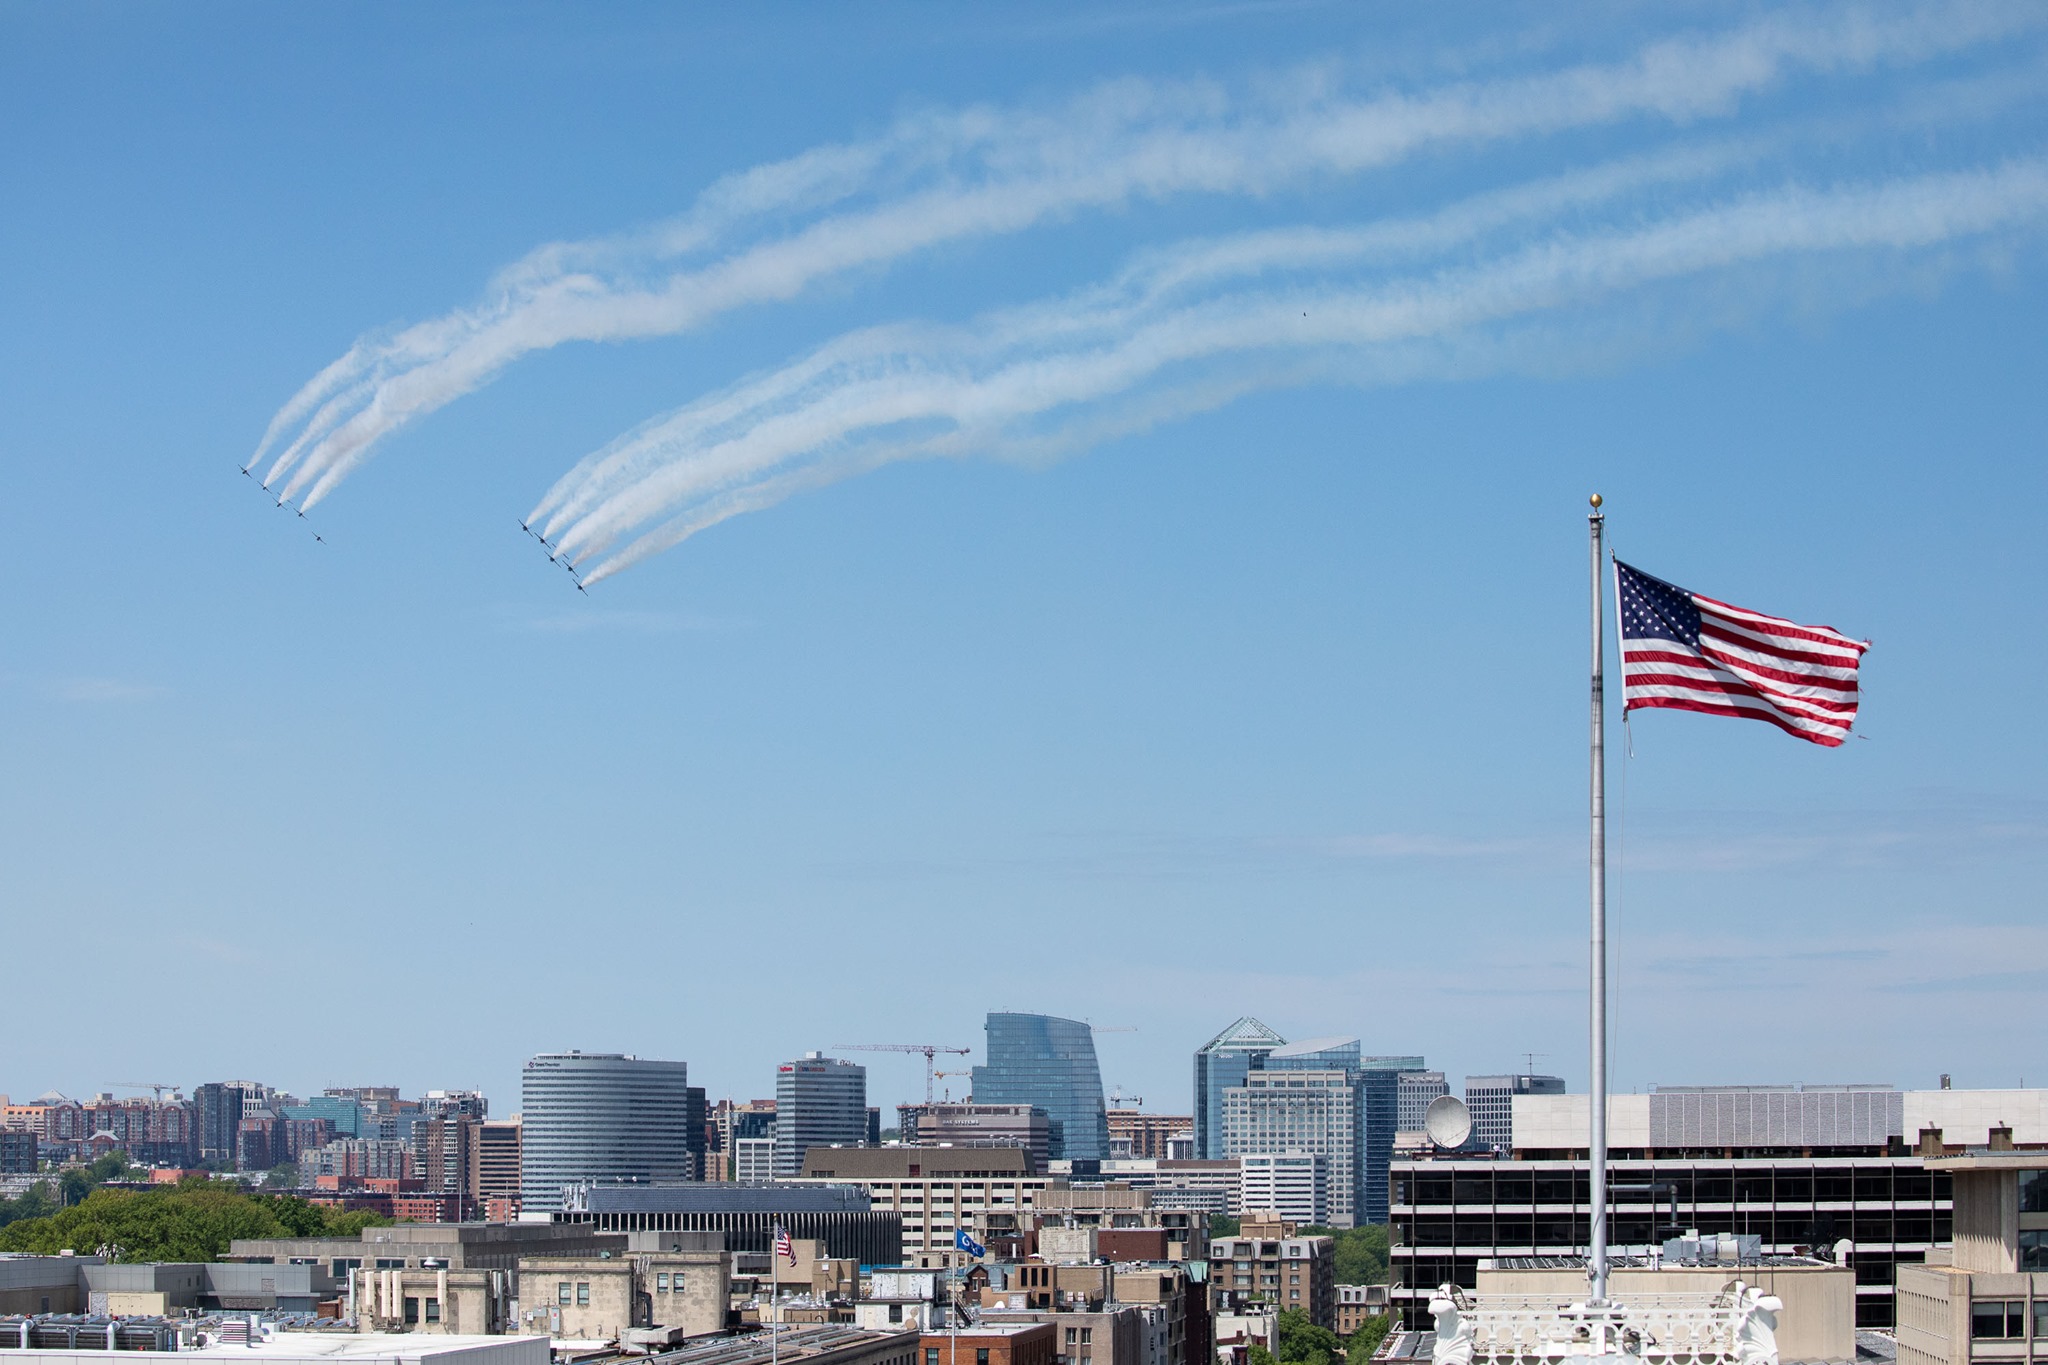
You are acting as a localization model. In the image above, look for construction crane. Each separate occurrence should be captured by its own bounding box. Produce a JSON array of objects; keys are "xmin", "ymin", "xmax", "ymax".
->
[
  {"xmin": 1084, "ymin": 1022, "xmax": 1137, "ymax": 1033},
  {"xmin": 109, "ymin": 1082, "xmax": 176, "ymax": 1102},
  {"xmin": 832, "ymin": 1044, "xmax": 971, "ymax": 1104},
  {"xmin": 1106, "ymin": 1086, "xmax": 1143, "ymax": 1108}
]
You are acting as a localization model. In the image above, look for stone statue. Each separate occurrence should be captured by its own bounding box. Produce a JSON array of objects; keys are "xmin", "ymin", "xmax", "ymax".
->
[
  {"xmin": 1731, "ymin": 1283, "xmax": 1783, "ymax": 1365},
  {"xmin": 1430, "ymin": 1286, "xmax": 1475, "ymax": 1365}
]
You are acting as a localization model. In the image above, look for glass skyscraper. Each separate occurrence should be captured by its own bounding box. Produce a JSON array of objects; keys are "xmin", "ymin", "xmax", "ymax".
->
[
  {"xmin": 1193, "ymin": 1018, "xmax": 1285, "ymax": 1160},
  {"xmin": 970, "ymin": 1012, "xmax": 1109, "ymax": 1162}
]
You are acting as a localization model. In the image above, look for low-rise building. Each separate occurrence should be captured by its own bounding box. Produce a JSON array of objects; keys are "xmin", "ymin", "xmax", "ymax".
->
[
  {"xmin": 0, "ymin": 1256, "xmax": 101, "ymax": 1315},
  {"xmin": 514, "ymin": 1243, "xmax": 728, "ymax": 1341},
  {"xmin": 1333, "ymin": 1284, "xmax": 1389, "ymax": 1338},
  {"xmin": 795, "ymin": 1148, "xmax": 1046, "ymax": 1268},
  {"xmin": 918, "ymin": 1323, "xmax": 1056, "ymax": 1365},
  {"xmin": 1897, "ymin": 1144, "xmax": 2048, "ymax": 1365},
  {"xmin": 1206, "ymin": 1217, "xmax": 1336, "ymax": 1332}
]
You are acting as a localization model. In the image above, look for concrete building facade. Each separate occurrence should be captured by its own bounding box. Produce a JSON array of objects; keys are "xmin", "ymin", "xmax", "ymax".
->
[{"xmin": 1239, "ymin": 1154, "xmax": 1327, "ymax": 1227}]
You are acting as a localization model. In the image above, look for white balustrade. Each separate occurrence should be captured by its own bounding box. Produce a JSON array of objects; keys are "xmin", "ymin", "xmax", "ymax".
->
[{"xmin": 1427, "ymin": 1282, "xmax": 1782, "ymax": 1365}]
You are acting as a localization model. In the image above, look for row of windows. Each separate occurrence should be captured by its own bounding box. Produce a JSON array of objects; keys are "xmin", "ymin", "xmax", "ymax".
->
[
  {"xmin": 655, "ymin": 1273, "xmax": 687, "ymax": 1292},
  {"xmin": 1397, "ymin": 1169, "xmax": 1947, "ymax": 1206},
  {"xmin": 401, "ymin": 1298, "xmax": 440, "ymax": 1325},
  {"xmin": 557, "ymin": 1281, "xmax": 591, "ymax": 1306},
  {"xmin": 1973, "ymin": 1301, "xmax": 2048, "ymax": 1340},
  {"xmin": 1396, "ymin": 1212, "xmax": 1950, "ymax": 1246}
]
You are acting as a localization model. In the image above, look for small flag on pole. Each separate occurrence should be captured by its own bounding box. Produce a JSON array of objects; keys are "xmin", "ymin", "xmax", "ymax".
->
[
  {"xmin": 774, "ymin": 1225, "xmax": 795, "ymax": 1265},
  {"xmin": 1616, "ymin": 560, "xmax": 1868, "ymax": 747},
  {"xmin": 954, "ymin": 1229, "xmax": 986, "ymax": 1258}
]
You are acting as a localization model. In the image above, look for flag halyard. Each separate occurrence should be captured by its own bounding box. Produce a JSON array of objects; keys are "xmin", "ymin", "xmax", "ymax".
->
[{"xmin": 1615, "ymin": 559, "xmax": 1868, "ymax": 746}]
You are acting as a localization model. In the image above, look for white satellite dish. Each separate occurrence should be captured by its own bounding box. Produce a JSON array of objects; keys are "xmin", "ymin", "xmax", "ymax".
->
[{"xmin": 1424, "ymin": 1095, "xmax": 1473, "ymax": 1149}]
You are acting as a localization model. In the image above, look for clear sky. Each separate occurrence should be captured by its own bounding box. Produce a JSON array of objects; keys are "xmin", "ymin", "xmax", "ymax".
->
[{"xmin": 4, "ymin": 2, "xmax": 2046, "ymax": 1121}]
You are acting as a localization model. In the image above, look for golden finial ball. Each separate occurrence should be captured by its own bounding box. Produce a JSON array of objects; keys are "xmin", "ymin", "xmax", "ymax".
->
[{"xmin": 1589, "ymin": 493, "xmax": 1603, "ymax": 508}]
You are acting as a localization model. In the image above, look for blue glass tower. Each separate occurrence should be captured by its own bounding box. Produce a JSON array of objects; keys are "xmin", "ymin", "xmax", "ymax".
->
[
  {"xmin": 970, "ymin": 1012, "xmax": 1109, "ymax": 1162},
  {"xmin": 1193, "ymin": 1018, "xmax": 1285, "ymax": 1160}
]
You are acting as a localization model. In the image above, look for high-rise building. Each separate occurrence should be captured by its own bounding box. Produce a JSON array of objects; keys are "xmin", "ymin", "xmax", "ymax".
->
[
  {"xmin": 1224, "ymin": 1067, "xmax": 1360, "ymax": 1227},
  {"xmin": 194, "ymin": 1083, "xmax": 244, "ymax": 1165},
  {"xmin": 972, "ymin": 1013, "xmax": 1110, "ymax": 1163},
  {"xmin": 477, "ymin": 1116, "xmax": 522, "ymax": 1217},
  {"xmin": 1359, "ymin": 1056, "xmax": 1424, "ymax": 1226},
  {"xmin": 1193, "ymin": 1019, "xmax": 1285, "ymax": 1161},
  {"xmin": 684, "ymin": 1086, "xmax": 708, "ymax": 1181},
  {"xmin": 520, "ymin": 1051, "xmax": 695, "ymax": 1213},
  {"xmin": 1222, "ymin": 1040, "xmax": 1419, "ymax": 1227},
  {"xmin": 774, "ymin": 1053, "xmax": 868, "ymax": 1178},
  {"xmin": 416, "ymin": 1115, "xmax": 482, "ymax": 1216},
  {"xmin": 1396, "ymin": 1072, "xmax": 1449, "ymax": 1133},
  {"xmin": 1463, "ymin": 1074, "xmax": 1565, "ymax": 1150}
]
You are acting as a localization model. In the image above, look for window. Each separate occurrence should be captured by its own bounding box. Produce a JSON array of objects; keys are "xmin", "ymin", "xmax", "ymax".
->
[
  {"xmin": 1066, "ymin": 1328, "xmax": 1078, "ymax": 1344},
  {"xmin": 2022, "ymin": 1230, "xmax": 2048, "ymax": 1273},
  {"xmin": 376, "ymin": 1258, "xmax": 406, "ymax": 1269},
  {"xmin": 578, "ymin": 1282, "xmax": 592, "ymax": 1306},
  {"xmin": 404, "ymin": 1298, "xmax": 420, "ymax": 1325},
  {"xmin": 888, "ymin": 1305, "xmax": 902, "ymax": 1323},
  {"xmin": 425, "ymin": 1299, "xmax": 440, "ymax": 1324},
  {"xmin": 927, "ymin": 1350, "xmax": 941, "ymax": 1365},
  {"xmin": 1974, "ymin": 1301, "xmax": 2024, "ymax": 1339},
  {"xmin": 977, "ymin": 1352, "xmax": 989, "ymax": 1365},
  {"xmin": 2035, "ymin": 1302, "xmax": 2048, "ymax": 1340},
  {"xmin": 672, "ymin": 1271, "xmax": 684, "ymax": 1290},
  {"xmin": 1080, "ymin": 1329, "xmax": 1092, "ymax": 1344},
  {"xmin": 657, "ymin": 1274, "xmax": 669, "ymax": 1292},
  {"xmin": 559, "ymin": 1283, "xmax": 573, "ymax": 1306}
]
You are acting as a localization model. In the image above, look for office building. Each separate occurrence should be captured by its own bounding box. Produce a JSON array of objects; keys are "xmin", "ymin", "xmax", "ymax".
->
[
  {"xmin": 1223, "ymin": 1067, "xmax": 1358, "ymax": 1228},
  {"xmin": 974, "ymin": 1013, "xmax": 1110, "ymax": 1163},
  {"xmin": 1897, "ymin": 1145, "xmax": 2048, "ymax": 1365},
  {"xmin": 686, "ymin": 1085, "xmax": 708, "ymax": 1181},
  {"xmin": 1395, "ymin": 1073, "xmax": 1448, "ymax": 1134},
  {"xmin": 1107, "ymin": 1111, "xmax": 1192, "ymax": 1161},
  {"xmin": 1385, "ymin": 1083, "xmax": 2048, "ymax": 1330},
  {"xmin": 900, "ymin": 1102, "xmax": 1053, "ymax": 1173},
  {"xmin": 1086, "ymin": 1159, "xmax": 1242, "ymax": 1217},
  {"xmin": 776, "ymin": 1053, "xmax": 869, "ymax": 1178},
  {"xmin": 478, "ymin": 1117, "xmax": 523, "ymax": 1217},
  {"xmin": 1240, "ymin": 1153, "xmax": 1328, "ymax": 1226},
  {"xmin": 1193, "ymin": 1020, "xmax": 1284, "ymax": 1161},
  {"xmin": 1462, "ymin": 1074, "xmax": 1564, "ymax": 1150},
  {"xmin": 557, "ymin": 1178, "xmax": 903, "ymax": 1266},
  {"xmin": 795, "ymin": 1145, "xmax": 1051, "ymax": 1267},
  {"xmin": 520, "ymin": 1051, "xmax": 696, "ymax": 1213}
]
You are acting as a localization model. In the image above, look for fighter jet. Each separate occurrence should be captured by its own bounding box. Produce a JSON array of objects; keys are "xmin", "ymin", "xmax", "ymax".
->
[
  {"xmin": 575, "ymin": 582, "xmax": 588, "ymax": 595},
  {"xmin": 313, "ymin": 533, "xmax": 326, "ymax": 544},
  {"xmin": 240, "ymin": 465, "xmax": 254, "ymax": 479}
]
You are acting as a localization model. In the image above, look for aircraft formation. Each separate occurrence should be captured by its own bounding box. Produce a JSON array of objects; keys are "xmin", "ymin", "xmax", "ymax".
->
[{"xmin": 240, "ymin": 464, "xmax": 587, "ymax": 592}]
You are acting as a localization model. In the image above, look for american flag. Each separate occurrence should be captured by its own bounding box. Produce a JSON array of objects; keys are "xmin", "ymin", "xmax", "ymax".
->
[
  {"xmin": 1616, "ymin": 559, "xmax": 1868, "ymax": 747},
  {"xmin": 773, "ymin": 1225, "xmax": 795, "ymax": 1265}
]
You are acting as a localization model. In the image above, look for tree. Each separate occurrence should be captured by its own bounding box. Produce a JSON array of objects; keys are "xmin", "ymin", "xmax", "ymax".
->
[
  {"xmin": 1297, "ymin": 1225, "xmax": 1389, "ymax": 1285},
  {"xmin": 0, "ymin": 1185, "xmax": 391, "ymax": 1261},
  {"xmin": 1210, "ymin": 1213, "xmax": 1241, "ymax": 1238},
  {"xmin": 1248, "ymin": 1347, "xmax": 1279, "ymax": 1365},
  {"xmin": 1346, "ymin": 1316, "xmax": 1392, "ymax": 1361},
  {"xmin": 262, "ymin": 1163, "xmax": 299, "ymax": 1189},
  {"xmin": 1275, "ymin": 1307, "xmax": 1342, "ymax": 1365}
]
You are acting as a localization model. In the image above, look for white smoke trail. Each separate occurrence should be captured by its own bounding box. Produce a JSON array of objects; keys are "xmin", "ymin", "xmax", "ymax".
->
[
  {"xmin": 533, "ymin": 156, "xmax": 2048, "ymax": 584},
  {"xmin": 253, "ymin": 1, "xmax": 2039, "ymax": 509}
]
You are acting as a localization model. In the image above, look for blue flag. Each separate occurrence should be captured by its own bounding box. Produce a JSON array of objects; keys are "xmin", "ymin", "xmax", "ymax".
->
[{"xmin": 954, "ymin": 1229, "xmax": 986, "ymax": 1258}]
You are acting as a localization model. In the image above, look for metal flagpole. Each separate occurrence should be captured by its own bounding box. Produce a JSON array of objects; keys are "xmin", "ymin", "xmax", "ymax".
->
[
  {"xmin": 770, "ymin": 1226, "xmax": 780, "ymax": 1365},
  {"xmin": 1588, "ymin": 493, "xmax": 1610, "ymax": 1306}
]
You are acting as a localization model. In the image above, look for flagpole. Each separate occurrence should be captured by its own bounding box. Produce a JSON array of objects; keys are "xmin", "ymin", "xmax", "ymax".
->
[
  {"xmin": 1588, "ymin": 493, "xmax": 1610, "ymax": 1306},
  {"xmin": 770, "ymin": 1225, "xmax": 779, "ymax": 1365}
]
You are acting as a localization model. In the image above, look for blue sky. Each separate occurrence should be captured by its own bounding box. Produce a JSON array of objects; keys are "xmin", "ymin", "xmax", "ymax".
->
[{"xmin": 3, "ymin": 2, "xmax": 2046, "ymax": 1120}]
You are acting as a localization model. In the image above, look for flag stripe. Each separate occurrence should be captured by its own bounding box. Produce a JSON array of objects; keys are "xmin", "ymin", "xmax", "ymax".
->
[
  {"xmin": 1623, "ymin": 692, "xmax": 1850, "ymax": 746},
  {"xmin": 1623, "ymin": 670, "xmax": 1855, "ymax": 725},
  {"xmin": 1629, "ymin": 643, "xmax": 1861, "ymax": 697},
  {"xmin": 1695, "ymin": 594, "xmax": 1866, "ymax": 649},
  {"xmin": 1699, "ymin": 617, "xmax": 1865, "ymax": 670}
]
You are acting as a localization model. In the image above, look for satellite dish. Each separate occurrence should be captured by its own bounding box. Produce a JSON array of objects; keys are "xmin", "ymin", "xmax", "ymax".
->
[{"xmin": 1424, "ymin": 1095, "xmax": 1473, "ymax": 1150}]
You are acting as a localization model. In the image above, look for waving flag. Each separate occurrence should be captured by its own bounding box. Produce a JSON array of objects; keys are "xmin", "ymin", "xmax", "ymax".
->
[
  {"xmin": 1615, "ymin": 560, "xmax": 1868, "ymax": 747},
  {"xmin": 774, "ymin": 1225, "xmax": 795, "ymax": 1265},
  {"xmin": 954, "ymin": 1229, "xmax": 986, "ymax": 1258}
]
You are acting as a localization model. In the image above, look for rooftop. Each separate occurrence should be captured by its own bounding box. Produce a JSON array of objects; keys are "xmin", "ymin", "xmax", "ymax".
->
[{"xmin": 646, "ymin": 1326, "xmax": 916, "ymax": 1365}]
